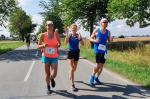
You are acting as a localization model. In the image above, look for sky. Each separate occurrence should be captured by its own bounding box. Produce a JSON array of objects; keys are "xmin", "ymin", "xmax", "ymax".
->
[{"xmin": 0, "ymin": 0, "xmax": 150, "ymax": 37}]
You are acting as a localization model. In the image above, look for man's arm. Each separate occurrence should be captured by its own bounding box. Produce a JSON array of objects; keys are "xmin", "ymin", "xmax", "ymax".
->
[
  {"xmin": 107, "ymin": 31, "xmax": 112, "ymax": 43},
  {"xmin": 89, "ymin": 28, "xmax": 100, "ymax": 43}
]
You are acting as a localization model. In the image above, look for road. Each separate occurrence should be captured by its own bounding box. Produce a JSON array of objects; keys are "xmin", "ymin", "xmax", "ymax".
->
[{"xmin": 0, "ymin": 44, "xmax": 149, "ymax": 99}]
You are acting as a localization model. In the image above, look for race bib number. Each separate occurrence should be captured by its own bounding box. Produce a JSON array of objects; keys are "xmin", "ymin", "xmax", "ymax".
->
[
  {"xmin": 45, "ymin": 48, "xmax": 55, "ymax": 54},
  {"xmin": 98, "ymin": 44, "xmax": 106, "ymax": 51}
]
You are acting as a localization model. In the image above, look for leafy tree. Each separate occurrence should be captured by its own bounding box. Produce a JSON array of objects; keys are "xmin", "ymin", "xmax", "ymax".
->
[
  {"xmin": 8, "ymin": 8, "xmax": 36, "ymax": 41},
  {"xmin": 0, "ymin": 0, "xmax": 17, "ymax": 27},
  {"xmin": 108, "ymin": 0, "xmax": 150, "ymax": 28},
  {"xmin": 60, "ymin": 0, "xmax": 109, "ymax": 35},
  {"xmin": 39, "ymin": 0, "xmax": 64, "ymax": 34},
  {"xmin": 39, "ymin": 0, "xmax": 149, "ymax": 35}
]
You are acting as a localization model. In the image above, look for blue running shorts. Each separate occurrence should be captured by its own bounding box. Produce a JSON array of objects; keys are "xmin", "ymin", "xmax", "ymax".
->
[{"xmin": 41, "ymin": 56, "xmax": 58, "ymax": 64}]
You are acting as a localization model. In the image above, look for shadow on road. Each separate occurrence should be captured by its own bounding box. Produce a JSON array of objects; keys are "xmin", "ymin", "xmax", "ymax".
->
[
  {"xmin": 77, "ymin": 95, "xmax": 127, "ymax": 99},
  {"xmin": 0, "ymin": 48, "xmax": 69, "ymax": 62},
  {"xmin": 9, "ymin": 81, "xmax": 150, "ymax": 99},
  {"xmin": 0, "ymin": 49, "xmax": 40, "ymax": 62},
  {"xmin": 52, "ymin": 90, "xmax": 77, "ymax": 98},
  {"xmin": 10, "ymin": 90, "xmax": 77, "ymax": 99},
  {"xmin": 10, "ymin": 90, "xmax": 127, "ymax": 99},
  {"xmin": 75, "ymin": 81, "xmax": 150, "ymax": 99}
]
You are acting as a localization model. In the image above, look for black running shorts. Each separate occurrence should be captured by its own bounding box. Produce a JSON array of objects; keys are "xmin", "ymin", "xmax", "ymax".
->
[
  {"xmin": 95, "ymin": 53, "xmax": 106, "ymax": 64},
  {"xmin": 67, "ymin": 50, "xmax": 80, "ymax": 61}
]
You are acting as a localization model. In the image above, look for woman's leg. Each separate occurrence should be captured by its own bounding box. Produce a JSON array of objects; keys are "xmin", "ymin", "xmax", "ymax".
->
[
  {"xmin": 50, "ymin": 64, "xmax": 58, "ymax": 79},
  {"xmin": 69, "ymin": 59, "xmax": 79, "ymax": 91},
  {"xmin": 44, "ymin": 63, "xmax": 50, "ymax": 86},
  {"xmin": 44, "ymin": 63, "xmax": 53, "ymax": 94},
  {"xmin": 50, "ymin": 63, "xmax": 58, "ymax": 88},
  {"xmin": 69, "ymin": 59, "xmax": 75, "ymax": 85},
  {"xmin": 73, "ymin": 61, "xmax": 78, "ymax": 72}
]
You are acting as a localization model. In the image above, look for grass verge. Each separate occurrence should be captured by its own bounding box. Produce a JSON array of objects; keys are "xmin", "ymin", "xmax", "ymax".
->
[{"xmin": 0, "ymin": 41, "xmax": 24, "ymax": 55}]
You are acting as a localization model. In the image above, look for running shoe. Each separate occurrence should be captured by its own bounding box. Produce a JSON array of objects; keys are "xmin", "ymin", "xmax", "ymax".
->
[
  {"xmin": 47, "ymin": 85, "xmax": 52, "ymax": 94},
  {"xmin": 94, "ymin": 77, "xmax": 102, "ymax": 85},
  {"xmin": 71, "ymin": 84, "xmax": 78, "ymax": 92},
  {"xmin": 89, "ymin": 75, "xmax": 95, "ymax": 87},
  {"xmin": 51, "ymin": 79, "xmax": 56, "ymax": 88}
]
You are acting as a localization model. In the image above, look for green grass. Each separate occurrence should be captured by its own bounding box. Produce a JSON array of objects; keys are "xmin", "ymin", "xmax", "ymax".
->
[
  {"xmin": 60, "ymin": 38, "xmax": 68, "ymax": 49},
  {"xmin": 61, "ymin": 38, "xmax": 150, "ymax": 88},
  {"xmin": 0, "ymin": 41, "xmax": 24, "ymax": 54},
  {"xmin": 80, "ymin": 45, "xmax": 95, "ymax": 62},
  {"xmin": 106, "ymin": 59, "xmax": 150, "ymax": 88}
]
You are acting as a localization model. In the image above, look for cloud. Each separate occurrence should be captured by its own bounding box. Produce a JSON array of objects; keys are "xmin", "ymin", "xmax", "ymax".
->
[
  {"xmin": 0, "ymin": 27, "xmax": 10, "ymax": 37},
  {"xmin": 31, "ymin": 14, "xmax": 43, "ymax": 33},
  {"xmin": 18, "ymin": 0, "xmax": 29, "ymax": 7},
  {"xmin": 116, "ymin": 24, "xmax": 124, "ymax": 28},
  {"xmin": 108, "ymin": 20, "xmax": 150, "ymax": 36},
  {"xmin": 18, "ymin": 0, "xmax": 31, "ymax": 7},
  {"xmin": 31, "ymin": 14, "xmax": 42, "ymax": 25}
]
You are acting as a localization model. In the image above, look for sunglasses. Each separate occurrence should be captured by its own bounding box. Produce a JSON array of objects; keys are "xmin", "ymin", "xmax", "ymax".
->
[
  {"xmin": 102, "ymin": 22, "xmax": 107, "ymax": 23},
  {"xmin": 47, "ymin": 24, "xmax": 53, "ymax": 26}
]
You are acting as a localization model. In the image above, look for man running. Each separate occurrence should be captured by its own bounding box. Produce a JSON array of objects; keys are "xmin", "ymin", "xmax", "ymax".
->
[{"xmin": 89, "ymin": 18, "xmax": 112, "ymax": 87}]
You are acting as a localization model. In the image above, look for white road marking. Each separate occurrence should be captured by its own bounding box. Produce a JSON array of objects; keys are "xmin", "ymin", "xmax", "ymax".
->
[{"xmin": 24, "ymin": 60, "xmax": 35, "ymax": 82}]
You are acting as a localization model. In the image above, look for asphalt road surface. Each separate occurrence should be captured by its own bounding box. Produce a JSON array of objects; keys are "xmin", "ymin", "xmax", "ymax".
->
[{"xmin": 0, "ymin": 44, "xmax": 149, "ymax": 99}]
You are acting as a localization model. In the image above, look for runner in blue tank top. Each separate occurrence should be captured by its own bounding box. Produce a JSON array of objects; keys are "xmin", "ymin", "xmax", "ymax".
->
[
  {"xmin": 89, "ymin": 18, "xmax": 112, "ymax": 87},
  {"xmin": 65, "ymin": 23, "xmax": 84, "ymax": 91},
  {"xmin": 68, "ymin": 33, "xmax": 80, "ymax": 52},
  {"xmin": 94, "ymin": 28, "xmax": 108, "ymax": 54}
]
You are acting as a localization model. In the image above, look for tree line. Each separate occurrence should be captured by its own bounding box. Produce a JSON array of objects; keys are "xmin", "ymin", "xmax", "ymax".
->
[{"xmin": 0, "ymin": 0, "xmax": 149, "ymax": 40}]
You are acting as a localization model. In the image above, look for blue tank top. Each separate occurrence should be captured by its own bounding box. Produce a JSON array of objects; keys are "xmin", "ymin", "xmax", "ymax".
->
[
  {"xmin": 94, "ymin": 28, "xmax": 108, "ymax": 54},
  {"xmin": 68, "ymin": 34, "xmax": 79, "ymax": 52}
]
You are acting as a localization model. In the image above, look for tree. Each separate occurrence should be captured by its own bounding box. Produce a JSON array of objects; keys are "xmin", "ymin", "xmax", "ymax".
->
[
  {"xmin": 60, "ymin": 0, "xmax": 109, "ymax": 35},
  {"xmin": 39, "ymin": 0, "xmax": 64, "ymax": 34},
  {"xmin": 8, "ymin": 8, "xmax": 36, "ymax": 41},
  {"xmin": 0, "ymin": 0, "xmax": 17, "ymax": 27},
  {"xmin": 108, "ymin": 0, "xmax": 150, "ymax": 28}
]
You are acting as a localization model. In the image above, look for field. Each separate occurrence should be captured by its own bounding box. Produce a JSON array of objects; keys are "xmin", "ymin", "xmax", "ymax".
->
[
  {"xmin": 113, "ymin": 37, "xmax": 150, "ymax": 42},
  {"xmin": 83, "ymin": 37, "xmax": 150, "ymax": 48}
]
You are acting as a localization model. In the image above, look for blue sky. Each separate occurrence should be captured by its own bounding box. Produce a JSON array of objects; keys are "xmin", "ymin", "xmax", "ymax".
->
[{"xmin": 0, "ymin": 0, "xmax": 149, "ymax": 37}]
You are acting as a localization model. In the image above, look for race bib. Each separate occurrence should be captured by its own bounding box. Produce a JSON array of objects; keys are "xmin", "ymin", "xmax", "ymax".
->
[
  {"xmin": 98, "ymin": 44, "xmax": 106, "ymax": 51},
  {"xmin": 45, "ymin": 48, "xmax": 55, "ymax": 54}
]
